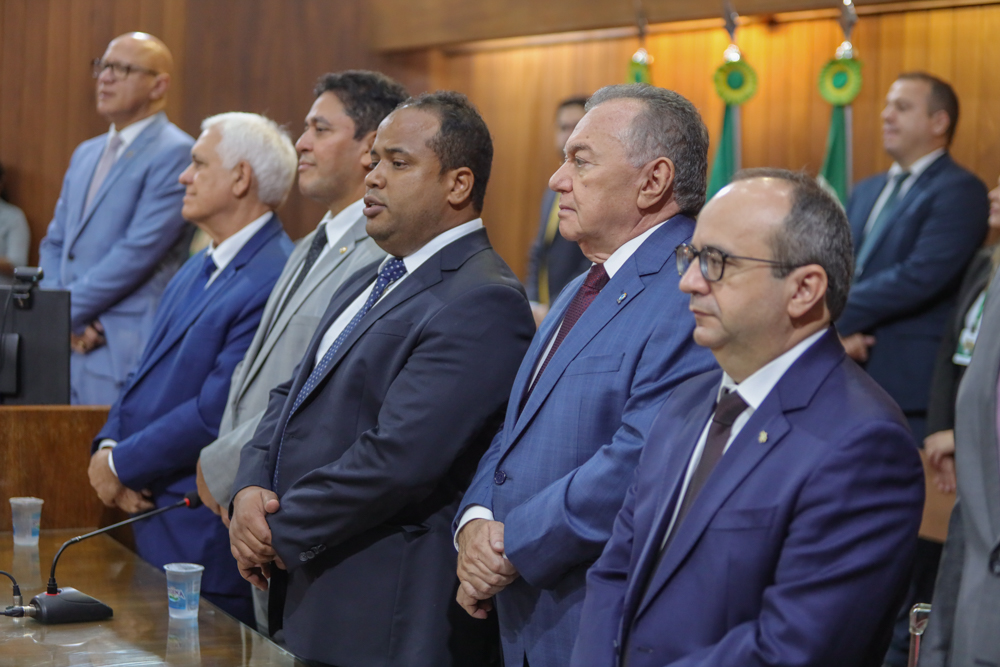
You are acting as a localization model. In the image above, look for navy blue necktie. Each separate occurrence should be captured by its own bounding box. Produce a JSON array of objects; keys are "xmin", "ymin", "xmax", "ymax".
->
[
  {"xmin": 190, "ymin": 253, "xmax": 218, "ymax": 295},
  {"xmin": 272, "ymin": 257, "xmax": 407, "ymax": 489}
]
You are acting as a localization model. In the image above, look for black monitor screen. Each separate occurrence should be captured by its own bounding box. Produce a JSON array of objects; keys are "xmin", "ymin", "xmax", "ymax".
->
[{"xmin": 0, "ymin": 286, "xmax": 70, "ymax": 404}]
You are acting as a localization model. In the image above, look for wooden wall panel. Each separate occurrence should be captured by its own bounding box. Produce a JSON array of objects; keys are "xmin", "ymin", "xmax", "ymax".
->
[{"xmin": 437, "ymin": 4, "xmax": 1000, "ymax": 280}]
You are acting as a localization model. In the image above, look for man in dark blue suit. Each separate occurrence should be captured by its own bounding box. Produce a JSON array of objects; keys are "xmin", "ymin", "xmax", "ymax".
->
[
  {"xmin": 228, "ymin": 92, "xmax": 535, "ymax": 666},
  {"xmin": 572, "ymin": 169, "xmax": 925, "ymax": 667},
  {"xmin": 838, "ymin": 72, "xmax": 988, "ymax": 666},
  {"xmin": 454, "ymin": 84, "xmax": 717, "ymax": 666},
  {"xmin": 87, "ymin": 112, "xmax": 297, "ymax": 624}
]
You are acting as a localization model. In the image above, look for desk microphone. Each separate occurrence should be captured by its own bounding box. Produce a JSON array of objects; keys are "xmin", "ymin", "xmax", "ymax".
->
[{"xmin": 3, "ymin": 490, "xmax": 203, "ymax": 624}]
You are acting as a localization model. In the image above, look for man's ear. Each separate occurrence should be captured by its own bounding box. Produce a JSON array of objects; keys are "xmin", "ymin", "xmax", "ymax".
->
[
  {"xmin": 446, "ymin": 167, "xmax": 475, "ymax": 209},
  {"xmin": 149, "ymin": 73, "xmax": 170, "ymax": 102},
  {"xmin": 637, "ymin": 157, "xmax": 675, "ymax": 210},
  {"xmin": 358, "ymin": 131, "xmax": 377, "ymax": 170},
  {"xmin": 929, "ymin": 109, "xmax": 951, "ymax": 141},
  {"xmin": 232, "ymin": 161, "xmax": 254, "ymax": 199},
  {"xmin": 786, "ymin": 264, "xmax": 828, "ymax": 320}
]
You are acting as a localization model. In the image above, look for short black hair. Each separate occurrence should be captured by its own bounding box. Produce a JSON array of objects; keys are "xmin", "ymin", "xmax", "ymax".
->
[
  {"xmin": 400, "ymin": 91, "xmax": 493, "ymax": 212},
  {"xmin": 733, "ymin": 168, "xmax": 854, "ymax": 320},
  {"xmin": 557, "ymin": 95, "xmax": 589, "ymax": 114},
  {"xmin": 898, "ymin": 72, "xmax": 960, "ymax": 145},
  {"xmin": 313, "ymin": 70, "xmax": 409, "ymax": 140}
]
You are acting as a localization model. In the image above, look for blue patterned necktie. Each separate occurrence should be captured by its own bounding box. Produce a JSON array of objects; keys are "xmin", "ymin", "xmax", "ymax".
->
[{"xmin": 272, "ymin": 257, "xmax": 407, "ymax": 489}]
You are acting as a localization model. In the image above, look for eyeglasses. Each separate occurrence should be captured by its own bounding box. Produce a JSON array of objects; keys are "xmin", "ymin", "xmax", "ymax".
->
[
  {"xmin": 675, "ymin": 242, "xmax": 795, "ymax": 282},
  {"xmin": 91, "ymin": 59, "xmax": 159, "ymax": 79}
]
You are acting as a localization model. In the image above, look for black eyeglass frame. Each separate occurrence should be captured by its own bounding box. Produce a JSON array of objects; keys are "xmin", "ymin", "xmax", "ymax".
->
[
  {"xmin": 675, "ymin": 242, "xmax": 797, "ymax": 282},
  {"xmin": 91, "ymin": 58, "xmax": 160, "ymax": 80}
]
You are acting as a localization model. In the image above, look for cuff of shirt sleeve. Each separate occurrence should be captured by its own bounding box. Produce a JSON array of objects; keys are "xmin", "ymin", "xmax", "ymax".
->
[
  {"xmin": 99, "ymin": 439, "xmax": 118, "ymax": 478},
  {"xmin": 454, "ymin": 505, "xmax": 495, "ymax": 551}
]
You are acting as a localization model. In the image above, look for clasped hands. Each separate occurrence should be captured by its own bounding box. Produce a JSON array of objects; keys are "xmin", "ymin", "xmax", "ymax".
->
[
  {"xmin": 455, "ymin": 519, "xmax": 519, "ymax": 619},
  {"xmin": 229, "ymin": 486, "xmax": 284, "ymax": 591},
  {"xmin": 840, "ymin": 333, "xmax": 876, "ymax": 362},
  {"xmin": 87, "ymin": 448, "xmax": 155, "ymax": 514},
  {"xmin": 71, "ymin": 320, "xmax": 106, "ymax": 355}
]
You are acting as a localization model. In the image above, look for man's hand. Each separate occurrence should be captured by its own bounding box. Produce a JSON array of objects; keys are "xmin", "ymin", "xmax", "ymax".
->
[
  {"xmin": 456, "ymin": 519, "xmax": 519, "ymax": 618},
  {"xmin": 196, "ymin": 458, "xmax": 224, "ymax": 519},
  {"xmin": 71, "ymin": 321, "xmax": 106, "ymax": 355},
  {"xmin": 229, "ymin": 486, "xmax": 281, "ymax": 592},
  {"xmin": 925, "ymin": 429, "xmax": 957, "ymax": 494},
  {"xmin": 114, "ymin": 487, "xmax": 155, "ymax": 514},
  {"xmin": 88, "ymin": 448, "xmax": 124, "ymax": 507},
  {"xmin": 841, "ymin": 333, "xmax": 876, "ymax": 362}
]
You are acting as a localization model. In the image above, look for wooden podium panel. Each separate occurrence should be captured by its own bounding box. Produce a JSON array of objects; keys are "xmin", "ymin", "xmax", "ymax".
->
[
  {"xmin": 0, "ymin": 406, "xmax": 124, "ymax": 532},
  {"xmin": 0, "ymin": 530, "xmax": 304, "ymax": 666}
]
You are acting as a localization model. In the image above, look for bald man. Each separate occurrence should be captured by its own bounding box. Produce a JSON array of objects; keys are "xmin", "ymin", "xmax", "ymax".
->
[{"xmin": 40, "ymin": 32, "xmax": 194, "ymax": 405}]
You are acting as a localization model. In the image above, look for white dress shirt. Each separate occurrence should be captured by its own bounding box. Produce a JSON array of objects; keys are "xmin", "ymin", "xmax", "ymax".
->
[
  {"xmin": 456, "ymin": 221, "xmax": 667, "ymax": 546},
  {"xmin": 312, "ymin": 218, "xmax": 484, "ymax": 367},
  {"xmin": 106, "ymin": 113, "xmax": 160, "ymax": 159},
  {"xmin": 862, "ymin": 148, "xmax": 945, "ymax": 237},
  {"xmin": 100, "ymin": 210, "xmax": 275, "ymax": 474},
  {"xmin": 659, "ymin": 328, "xmax": 827, "ymax": 547}
]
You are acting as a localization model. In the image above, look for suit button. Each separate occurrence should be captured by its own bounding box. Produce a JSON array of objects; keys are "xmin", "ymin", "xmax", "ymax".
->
[
  {"xmin": 494, "ymin": 470, "xmax": 507, "ymax": 485},
  {"xmin": 613, "ymin": 640, "xmax": 619, "ymax": 649},
  {"xmin": 299, "ymin": 553, "xmax": 308, "ymax": 562},
  {"xmin": 991, "ymin": 555, "xmax": 1000, "ymax": 576},
  {"xmin": 68, "ymin": 253, "xmax": 75, "ymax": 260}
]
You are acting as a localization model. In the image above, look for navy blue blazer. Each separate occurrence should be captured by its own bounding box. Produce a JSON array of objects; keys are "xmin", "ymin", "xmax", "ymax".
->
[
  {"xmin": 571, "ymin": 330, "xmax": 925, "ymax": 667},
  {"xmin": 232, "ymin": 228, "xmax": 535, "ymax": 666},
  {"xmin": 838, "ymin": 153, "xmax": 987, "ymax": 414},
  {"xmin": 93, "ymin": 215, "xmax": 292, "ymax": 597},
  {"xmin": 458, "ymin": 217, "xmax": 717, "ymax": 666},
  {"xmin": 39, "ymin": 113, "xmax": 194, "ymax": 405}
]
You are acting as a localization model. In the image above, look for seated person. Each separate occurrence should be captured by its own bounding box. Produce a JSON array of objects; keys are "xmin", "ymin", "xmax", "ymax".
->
[{"xmin": 87, "ymin": 112, "xmax": 296, "ymax": 624}]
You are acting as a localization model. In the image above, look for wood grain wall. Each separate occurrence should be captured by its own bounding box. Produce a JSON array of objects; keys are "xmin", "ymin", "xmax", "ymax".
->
[
  {"xmin": 0, "ymin": 0, "xmax": 429, "ymax": 265},
  {"xmin": 435, "ymin": 4, "xmax": 1000, "ymax": 279}
]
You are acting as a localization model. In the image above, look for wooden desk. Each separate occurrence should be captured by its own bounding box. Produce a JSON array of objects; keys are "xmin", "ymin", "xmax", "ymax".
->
[{"xmin": 0, "ymin": 530, "xmax": 305, "ymax": 666}]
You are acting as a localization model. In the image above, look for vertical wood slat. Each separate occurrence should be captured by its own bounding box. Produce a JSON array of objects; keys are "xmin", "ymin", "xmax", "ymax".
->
[{"xmin": 438, "ymin": 4, "xmax": 1000, "ymax": 279}]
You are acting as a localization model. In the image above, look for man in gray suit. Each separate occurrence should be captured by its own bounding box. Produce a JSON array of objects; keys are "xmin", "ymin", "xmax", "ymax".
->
[
  {"xmin": 194, "ymin": 71, "xmax": 406, "ymax": 629},
  {"xmin": 919, "ymin": 265, "xmax": 1000, "ymax": 665}
]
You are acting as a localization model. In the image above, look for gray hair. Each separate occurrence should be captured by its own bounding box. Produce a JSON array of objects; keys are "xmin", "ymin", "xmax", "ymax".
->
[
  {"xmin": 733, "ymin": 168, "xmax": 854, "ymax": 320},
  {"xmin": 587, "ymin": 83, "xmax": 709, "ymax": 216},
  {"xmin": 201, "ymin": 112, "xmax": 297, "ymax": 207}
]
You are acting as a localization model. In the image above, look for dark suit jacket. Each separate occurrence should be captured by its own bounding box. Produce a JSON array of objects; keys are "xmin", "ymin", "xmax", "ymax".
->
[
  {"xmin": 459, "ymin": 217, "xmax": 717, "ymax": 666},
  {"xmin": 838, "ymin": 153, "xmax": 988, "ymax": 415},
  {"xmin": 232, "ymin": 228, "xmax": 535, "ymax": 667},
  {"xmin": 525, "ymin": 188, "xmax": 591, "ymax": 303},
  {"xmin": 572, "ymin": 330, "xmax": 925, "ymax": 667},
  {"xmin": 93, "ymin": 215, "xmax": 292, "ymax": 597}
]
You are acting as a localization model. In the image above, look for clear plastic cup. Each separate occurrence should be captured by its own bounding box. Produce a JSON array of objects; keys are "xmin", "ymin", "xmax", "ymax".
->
[
  {"xmin": 9, "ymin": 497, "xmax": 43, "ymax": 547},
  {"xmin": 164, "ymin": 563, "xmax": 204, "ymax": 619}
]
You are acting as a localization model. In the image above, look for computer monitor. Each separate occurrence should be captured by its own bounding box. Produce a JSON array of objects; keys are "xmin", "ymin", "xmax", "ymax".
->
[{"xmin": 0, "ymin": 282, "xmax": 70, "ymax": 404}]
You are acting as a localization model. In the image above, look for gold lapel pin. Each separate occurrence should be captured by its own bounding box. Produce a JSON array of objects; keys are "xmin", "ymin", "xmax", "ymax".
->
[
  {"xmin": 617, "ymin": 292, "xmax": 627, "ymax": 304},
  {"xmin": 339, "ymin": 246, "xmax": 348, "ymax": 254},
  {"xmin": 758, "ymin": 430, "xmax": 768, "ymax": 443}
]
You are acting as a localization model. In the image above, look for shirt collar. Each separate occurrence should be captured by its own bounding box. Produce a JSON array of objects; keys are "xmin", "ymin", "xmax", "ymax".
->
[
  {"xmin": 888, "ymin": 147, "xmax": 945, "ymax": 181},
  {"xmin": 109, "ymin": 112, "xmax": 162, "ymax": 152},
  {"xmin": 322, "ymin": 198, "xmax": 365, "ymax": 248},
  {"xmin": 719, "ymin": 328, "xmax": 828, "ymax": 409},
  {"xmin": 600, "ymin": 221, "xmax": 666, "ymax": 279},
  {"xmin": 384, "ymin": 218, "xmax": 484, "ymax": 276},
  {"xmin": 206, "ymin": 211, "xmax": 273, "ymax": 273}
]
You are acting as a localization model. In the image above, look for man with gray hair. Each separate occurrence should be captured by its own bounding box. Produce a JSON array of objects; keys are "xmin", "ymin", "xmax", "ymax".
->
[
  {"xmin": 454, "ymin": 83, "xmax": 717, "ymax": 665},
  {"xmin": 87, "ymin": 112, "xmax": 295, "ymax": 624},
  {"xmin": 571, "ymin": 168, "xmax": 924, "ymax": 667}
]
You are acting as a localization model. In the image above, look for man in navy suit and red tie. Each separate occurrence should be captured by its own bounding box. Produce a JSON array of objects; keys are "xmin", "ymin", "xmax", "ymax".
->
[
  {"xmin": 572, "ymin": 169, "xmax": 925, "ymax": 667},
  {"xmin": 838, "ymin": 72, "xmax": 988, "ymax": 666}
]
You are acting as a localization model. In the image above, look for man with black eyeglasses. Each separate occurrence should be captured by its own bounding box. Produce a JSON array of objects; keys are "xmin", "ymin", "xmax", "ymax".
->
[
  {"xmin": 572, "ymin": 169, "xmax": 924, "ymax": 667},
  {"xmin": 39, "ymin": 32, "xmax": 193, "ymax": 405}
]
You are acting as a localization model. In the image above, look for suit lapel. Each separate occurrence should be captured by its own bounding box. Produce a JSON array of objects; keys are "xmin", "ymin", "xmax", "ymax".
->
[
  {"xmin": 849, "ymin": 175, "xmax": 886, "ymax": 249},
  {"xmin": 72, "ymin": 115, "xmax": 166, "ymax": 244},
  {"xmin": 633, "ymin": 330, "xmax": 844, "ymax": 621},
  {"xmin": 64, "ymin": 143, "xmax": 107, "ymax": 252},
  {"xmin": 237, "ymin": 216, "xmax": 369, "ymax": 404}
]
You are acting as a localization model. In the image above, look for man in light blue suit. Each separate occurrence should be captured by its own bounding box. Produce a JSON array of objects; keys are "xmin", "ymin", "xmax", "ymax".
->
[
  {"xmin": 87, "ymin": 112, "xmax": 296, "ymax": 625},
  {"xmin": 39, "ymin": 33, "xmax": 193, "ymax": 405},
  {"xmin": 572, "ymin": 169, "xmax": 924, "ymax": 667},
  {"xmin": 455, "ymin": 84, "xmax": 717, "ymax": 666}
]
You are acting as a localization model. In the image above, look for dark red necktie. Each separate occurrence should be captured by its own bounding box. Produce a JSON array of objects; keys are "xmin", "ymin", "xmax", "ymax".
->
[{"xmin": 523, "ymin": 263, "xmax": 609, "ymax": 405}]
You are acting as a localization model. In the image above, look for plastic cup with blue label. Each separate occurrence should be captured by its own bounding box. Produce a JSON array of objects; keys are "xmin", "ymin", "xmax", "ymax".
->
[
  {"xmin": 9, "ymin": 497, "xmax": 43, "ymax": 547},
  {"xmin": 164, "ymin": 563, "xmax": 204, "ymax": 619}
]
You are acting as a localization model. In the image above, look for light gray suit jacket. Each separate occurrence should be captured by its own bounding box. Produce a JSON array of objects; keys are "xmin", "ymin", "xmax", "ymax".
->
[
  {"xmin": 200, "ymin": 213, "xmax": 385, "ymax": 506},
  {"xmin": 920, "ymin": 267, "xmax": 1000, "ymax": 667}
]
